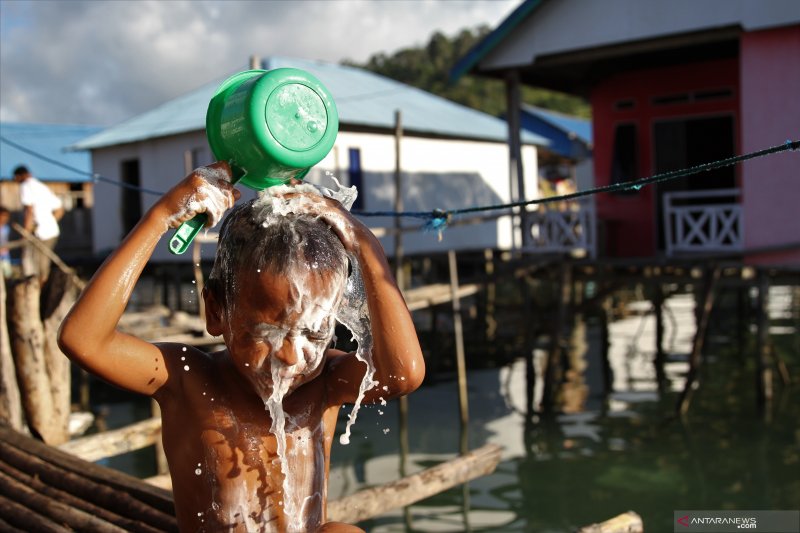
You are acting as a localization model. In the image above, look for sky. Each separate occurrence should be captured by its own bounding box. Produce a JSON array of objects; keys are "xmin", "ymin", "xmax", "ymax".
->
[{"xmin": 0, "ymin": 0, "xmax": 519, "ymax": 127}]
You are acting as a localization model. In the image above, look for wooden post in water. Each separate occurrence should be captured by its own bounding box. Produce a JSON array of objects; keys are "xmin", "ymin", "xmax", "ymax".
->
[
  {"xmin": 755, "ymin": 271, "xmax": 773, "ymax": 411},
  {"xmin": 523, "ymin": 274, "xmax": 537, "ymax": 416},
  {"xmin": 448, "ymin": 250, "xmax": 470, "ymax": 447},
  {"xmin": 484, "ymin": 249, "xmax": 497, "ymax": 349},
  {"xmin": 542, "ymin": 263, "xmax": 571, "ymax": 413},
  {"xmin": 677, "ymin": 265, "xmax": 721, "ymax": 416},
  {"xmin": 652, "ymin": 280, "xmax": 667, "ymax": 390},
  {"xmin": 449, "ymin": 251, "xmax": 471, "ymax": 530}
]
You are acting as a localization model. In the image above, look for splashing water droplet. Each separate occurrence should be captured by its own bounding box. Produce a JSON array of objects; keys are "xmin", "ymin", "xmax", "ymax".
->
[
  {"xmin": 195, "ymin": 468, "xmax": 202, "ymax": 475},
  {"xmin": 184, "ymin": 365, "xmax": 190, "ymax": 371}
]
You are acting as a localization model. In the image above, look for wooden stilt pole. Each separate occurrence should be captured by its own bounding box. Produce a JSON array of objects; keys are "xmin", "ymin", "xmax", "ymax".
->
[
  {"xmin": 755, "ymin": 271, "xmax": 773, "ymax": 411},
  {"xmin": 652, "ymin": 281, "xmax": 666, "ymax": 390},
  {"xmin": 542, "ymin": 263, "xmax": 571, "ymax": 413},
  {"xmin": 523, "ymin": 275, "xmax": 537, "ymax": 416},
  {"xmin": 448, "ymin": 250, "xmax": 470, "ymax": 437},
  {"xmin": 677, "ymin": 265, "xmax": 721, "ymax": 416}
]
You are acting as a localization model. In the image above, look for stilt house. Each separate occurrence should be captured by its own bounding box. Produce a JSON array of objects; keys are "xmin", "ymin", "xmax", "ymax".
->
[{"xmin": 454, "ymin": 0, "xmax": 800, "ymax": 266}]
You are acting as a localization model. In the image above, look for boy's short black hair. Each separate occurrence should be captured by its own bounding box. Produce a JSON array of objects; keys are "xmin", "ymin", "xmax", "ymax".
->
[
  {"xmin": 207, "ymin": 199, "xmax": 348, "ymax": 305},
  {"xmin": 12, "ymin": 166, "xmax": 30, "ymax": 177}
]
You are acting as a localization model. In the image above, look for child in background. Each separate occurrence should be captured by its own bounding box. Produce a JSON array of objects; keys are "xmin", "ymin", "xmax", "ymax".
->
[
  {"xmin": 58, "ymin": 162, "xmax": 425, "ymax": 532},
  {"xmin": 0, "ymin": 206, "xmax": 16, "ymax": 278}
]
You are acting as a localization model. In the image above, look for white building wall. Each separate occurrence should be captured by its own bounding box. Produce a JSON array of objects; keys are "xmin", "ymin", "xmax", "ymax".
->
[{"xmin": 91, "ymin": 129, "xmax": 538, "ymax": 262}]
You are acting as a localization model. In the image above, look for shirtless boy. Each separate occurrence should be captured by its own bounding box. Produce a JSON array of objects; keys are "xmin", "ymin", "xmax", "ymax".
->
[{"xmin": 58, "ymin": 162, "xmax": 425, "ymax": 532}]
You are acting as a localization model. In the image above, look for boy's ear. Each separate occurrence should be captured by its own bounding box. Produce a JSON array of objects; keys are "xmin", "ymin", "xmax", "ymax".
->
[{"xmin": 203, "ymin": 286, "xmax": 224, "ymax": 337}]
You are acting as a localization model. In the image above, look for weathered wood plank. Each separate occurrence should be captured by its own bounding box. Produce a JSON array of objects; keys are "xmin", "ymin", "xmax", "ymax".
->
[
  {"xmin": 327, "ymin": 444, "xmax": 502, "ymax": 523},
  {"xmin": 576, "ymin": 511, "xmax": 644, "ymax": 533},
  {"xmin": 59, "ymin": 417, "xmax": 162, "ymax": 462},
  {"xmin": 405, "ymin": 283, "xmax": 480, "ymax": 312}
]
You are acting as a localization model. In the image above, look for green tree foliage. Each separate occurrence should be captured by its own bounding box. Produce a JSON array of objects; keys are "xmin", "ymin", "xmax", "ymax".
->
[{"xmin": 344, "ymin": 27, "xmax": 590, "ymax": 119}]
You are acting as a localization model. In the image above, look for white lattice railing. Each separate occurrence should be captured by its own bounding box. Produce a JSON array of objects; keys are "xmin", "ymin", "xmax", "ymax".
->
[
  {"xmin": 523, "ymin": 197, "xmax": 596, "ymax": 257},
  {"xmin": 663, "ymin": 188, "xmax": 742, "ymax": 256}
]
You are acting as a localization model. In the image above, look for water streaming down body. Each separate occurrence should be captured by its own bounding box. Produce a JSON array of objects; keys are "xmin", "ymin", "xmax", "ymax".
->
[{"xmin": 248, "ymin": 179, "xmax": 376, "ymax": 526}]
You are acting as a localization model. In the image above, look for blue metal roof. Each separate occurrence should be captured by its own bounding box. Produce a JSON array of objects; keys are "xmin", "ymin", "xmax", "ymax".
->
[
  {"xmin": 0, "ymin": 122, "xmax": 102, "ymax": 182},
  {"xmin": 72, "ymin": 56, "xmax": 549, "ymax": 151},
  {"xmin": 523, "ymin": 105, "xmax": 591, "ymax": 143},
  {"xmin": 520, "ymin": 105, "xmax": 591, "ymax": 160}
]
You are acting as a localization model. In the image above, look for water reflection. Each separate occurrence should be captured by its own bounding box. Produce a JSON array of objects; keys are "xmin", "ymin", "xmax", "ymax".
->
[{"xmin": 327, "ymin": 284, "xmax": 799, "ymax": 532}]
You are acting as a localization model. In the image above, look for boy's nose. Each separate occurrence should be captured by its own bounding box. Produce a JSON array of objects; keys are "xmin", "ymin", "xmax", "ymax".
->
[{"xmin": 273, "ymin": 338, "xmax": 299, "ymax": 366}]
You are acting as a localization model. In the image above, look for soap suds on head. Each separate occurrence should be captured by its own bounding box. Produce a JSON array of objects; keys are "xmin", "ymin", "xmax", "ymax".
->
[{"xmin": 252, "ymin": 180, "xmax": 376, "ymax": 445}]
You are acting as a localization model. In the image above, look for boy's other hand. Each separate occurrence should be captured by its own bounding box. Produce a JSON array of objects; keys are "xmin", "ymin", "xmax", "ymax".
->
[
  {"xmin": 273, "ymin": 190, "xmax": 366, "ymax": 252},
  {"xmin": 159, "ymin": 162, "xmax": 240, "ymax": 229}
]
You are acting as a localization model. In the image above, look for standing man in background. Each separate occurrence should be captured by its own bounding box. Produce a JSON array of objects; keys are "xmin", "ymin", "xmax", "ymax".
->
[{"xmin": 12, "ymin": 165, "xmax": 63, "ymax": 284}]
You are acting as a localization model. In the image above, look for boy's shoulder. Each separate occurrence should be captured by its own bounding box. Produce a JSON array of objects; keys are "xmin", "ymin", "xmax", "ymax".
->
[{"xmin": 154, "ymin": 342, "xmax": 227, "ymax": 382}]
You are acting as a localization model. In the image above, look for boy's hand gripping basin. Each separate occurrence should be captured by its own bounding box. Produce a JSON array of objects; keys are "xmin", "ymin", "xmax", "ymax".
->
[{"xmin": 169, "ymin": 68, "xmax": 339, "ymax": 255}]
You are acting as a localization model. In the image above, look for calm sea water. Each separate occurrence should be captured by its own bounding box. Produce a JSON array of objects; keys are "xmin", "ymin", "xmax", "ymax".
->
[{"xmin": 95, "ymin": 283, "xmax": 800, "ymax": 532}]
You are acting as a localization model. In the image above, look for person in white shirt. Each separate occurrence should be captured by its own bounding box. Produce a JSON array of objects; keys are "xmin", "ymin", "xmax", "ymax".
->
[{"xmin": 12, "ymin": 165, "xmax": 64, "ymax": 283}]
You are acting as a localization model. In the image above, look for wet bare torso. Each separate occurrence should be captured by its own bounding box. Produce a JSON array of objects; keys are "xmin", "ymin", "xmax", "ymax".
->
[{"xmin": 155, "ymin": 344, "xmax": 341, "ymax": 532}]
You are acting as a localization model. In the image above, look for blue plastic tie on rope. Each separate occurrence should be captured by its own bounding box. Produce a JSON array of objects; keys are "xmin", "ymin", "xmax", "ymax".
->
[{"xmin": 423, "ymin": 209, "xmax": 450, "ymax": 241}]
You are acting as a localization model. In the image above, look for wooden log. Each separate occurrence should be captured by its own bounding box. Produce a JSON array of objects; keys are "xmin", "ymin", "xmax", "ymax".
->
[
  {"xmin": 0, "ymin": 493, "xmax": 70, "ymax": 533},
  {"xmin": 41, "ymin": 268, "xmax": 75, "ymax": 445},
  {"xmin": 0, "ymin": 514, "xmax": 27, "ymax": 533},
  {"xmin": 8, "ymin": 277, "xmax": 57, "ymax": 442},
  {"xmin": 0, "ymin": 457, "xmax": 162, "ymax": 533},
  {"xmin": 0, "ymin": 431, "xmax": 176, "ymax": 529},
  {"xmin": 59, "ymin": 417, "xmax": 162, "ymax": 462},
  {"xmin": 327, "ymin": 444, "xmax": 502, "ymax": 523},
  {"xmin": 0, "ymin": 270, "xmax": 25, "ymax": 431},
  {"xmin": 576, "ymin": 511, "xmax": 643, "ymax": 533},
  {"xmin": 0, "ymin": 467, "xmax": 128, "ymax": 532}
]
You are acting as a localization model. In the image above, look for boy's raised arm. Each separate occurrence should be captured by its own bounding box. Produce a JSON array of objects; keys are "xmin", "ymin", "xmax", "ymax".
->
[{"xmin": 58, "ymin": 163, "xmax": 237, "ymax": 396}]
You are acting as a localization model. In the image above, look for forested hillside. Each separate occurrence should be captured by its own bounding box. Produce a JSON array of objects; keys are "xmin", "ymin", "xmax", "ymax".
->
[{"xmin": 344, "ymin": 26, "xmax": 590, "ymax": 118}]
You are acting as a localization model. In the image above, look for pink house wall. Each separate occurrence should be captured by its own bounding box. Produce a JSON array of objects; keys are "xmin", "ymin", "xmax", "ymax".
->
[{"xmin": 740, "ymin": 25, "xmax": 800, "ymax": 266}]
